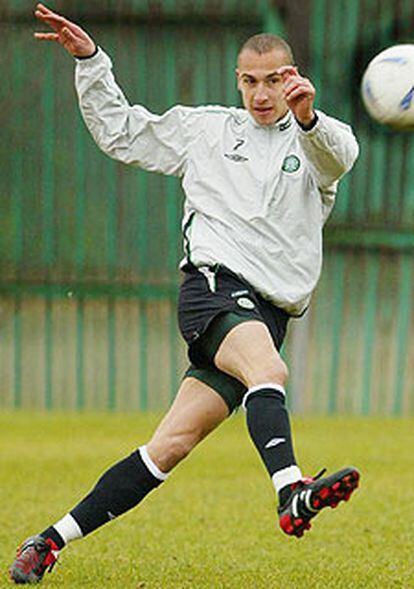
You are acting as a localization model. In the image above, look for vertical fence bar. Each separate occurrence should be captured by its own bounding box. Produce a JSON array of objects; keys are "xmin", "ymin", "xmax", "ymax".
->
[
  {"xmin": 106, "ymin": 273, "xmax": 117, "ymax": 411},
  {"xmin": 310, "ymin": 0, "xmax": 326, "ymax": 103},
  {"xmin": 75, "ymin": 114, "xmax": 86, "ymax": 409},
  {"xmin": 402, "ymin": 138, "xmax": 414, "ymax": 226},
  {"xmin": 261, "ymin": 0, "xmax": 284, "ymax": 34},
  {"xmin": 106, "ymin": 103, "xmax": 118, "ymax": 409},
  {"xmin": 42, "ymin": 51, "xmax": 55, "ymax": 276},
  {"xmin": 12, "ymin": 34, "xmax": 24, "ymax": 409},
  {"xmin": 42, "ymin": 50, "xmax": 55, "ymax": 409},
  {"xmin": 194, "ymin": 34, "xmax": 207, "ymax": 103},
  {"xmin": 44, "ymin": 297, "xmax": 53, "ymax": 409},
  {"xmin": 386, "ymin": 135, "xmax": 405, "ymax": 225},
  {"xmin": 165, "ymin": 30, "xmax": 178, "ymax": 281},
  {"xmin": 135, "ymin": 29, "xmax": 149, "ymax": 408},
  {"xmin": 324, "ymin": 1, "xmax": 344, "ymax": 116},
  {"xmin": 367, "ymin": 0, "xmax": 395, "ymax": 221},
  {"xmin": 107, "ymin": 299, "xmax": 116, "ymax": 410},
  {"xmin": 327, "ymin": 252, "xmax": 346, "ymax": 414},
  {"xmin": 224, "ymin": 30, "xmax": 239, "ymax": 106},
  {"xmin": 168, "ymin": 302, "xmax": 180, "ymax": 403},
  {"xmin": 76, "ymin": 300, "xmax": 85, "ymax": 409},
  {"xmin": 343, "ymin": 252, "xmax": 361, "ymax": 414},
  {"xmin": 334, "ymin": 0, "xmax": 360, "ymax": 220},
  {"xmin": 139, "ymin": 300, "xmax": 148, "ymax": 410},
  {"xmin": 164, "ymin": 30, "xmax": 180, "ymax": 401},
  {"xmin": 13, "ymin": 297, "xmax": 22, "ymax": 409},
  {"xmin": 361, "ymin": 254, "xmax": 379, "ymax": 415},
  {"xmin": 12, "ymin": 35, "xmax": 23, "ymax": 279},
  {"xmin": 350, "ymin": 0, "xmax": 377, "ymax": 225},
  {"xmin": 310, "ymin": 278, "xmax": 330, "ymax": 413},
  {"xmin": 393, "ymin": 256, "xmax": 412, "ymax": 415},
  {"xmin": 136, "ymin": 31, "xmax": 148, "ymax": 279}
]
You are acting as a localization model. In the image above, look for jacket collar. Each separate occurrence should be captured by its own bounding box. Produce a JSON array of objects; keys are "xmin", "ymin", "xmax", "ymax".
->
[{"xmin": 247, "ymin": 109, "xmax": 293, "ymax": 131}]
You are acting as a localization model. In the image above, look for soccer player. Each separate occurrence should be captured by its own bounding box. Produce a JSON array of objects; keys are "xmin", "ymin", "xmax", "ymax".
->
[{"xmin": 10, "ymin": 3, "xmax": 360, "ymax": 584}]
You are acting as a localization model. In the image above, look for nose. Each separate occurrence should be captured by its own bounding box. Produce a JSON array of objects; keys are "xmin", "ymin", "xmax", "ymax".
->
[{"xmin": 254, "ymin": 83, "xmax": 268, "ymax": 103}]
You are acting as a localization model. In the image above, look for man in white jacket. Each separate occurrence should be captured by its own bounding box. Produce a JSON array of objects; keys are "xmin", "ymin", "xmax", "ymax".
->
[{"xmin": 11, "ymin": 3, "xmax": 360, "ymax": 584}]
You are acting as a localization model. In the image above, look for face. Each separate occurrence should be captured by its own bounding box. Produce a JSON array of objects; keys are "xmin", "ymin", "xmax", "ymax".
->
[{"xmin": 236, "ymin": 48, "xmax": 291, "ymax": 126}]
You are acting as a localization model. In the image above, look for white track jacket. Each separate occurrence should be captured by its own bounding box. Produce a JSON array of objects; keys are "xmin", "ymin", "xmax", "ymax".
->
[{"xmin": 75, "ymin": 49, "xmax": 359, "ymax": 315}]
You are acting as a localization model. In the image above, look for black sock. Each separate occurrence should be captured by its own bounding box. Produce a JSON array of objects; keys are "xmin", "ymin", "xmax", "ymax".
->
[
  {"xmin": 245, "ymin": 387, "xmax": 297, "ymax": 481},
  {"xmin": 68, "ymin": 449, "xmax": 164, "ymax": 536}
]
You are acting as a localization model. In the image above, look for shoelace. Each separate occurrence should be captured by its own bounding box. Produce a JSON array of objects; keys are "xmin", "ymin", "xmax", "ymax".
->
[
  {"xmin": 301, "ymin": 467, "xmax": 327, "ymax": 485},
  {"xmin": 312, "ymin": 468, "xmax": 327, "ymax": 480}
]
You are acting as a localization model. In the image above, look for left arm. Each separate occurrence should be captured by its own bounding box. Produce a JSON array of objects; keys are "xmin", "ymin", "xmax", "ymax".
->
[{"xmin": 278, "ymin": 65, "xmax": 359, "ymax": 189}]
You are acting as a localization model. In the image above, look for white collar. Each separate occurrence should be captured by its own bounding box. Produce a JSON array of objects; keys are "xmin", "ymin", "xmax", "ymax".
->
[{"xmin": 247, "ymin": 109, "xmax": 293, "ymax": 130}]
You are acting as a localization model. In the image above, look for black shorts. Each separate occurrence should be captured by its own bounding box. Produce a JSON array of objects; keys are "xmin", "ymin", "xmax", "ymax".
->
[{"xmin": 178, "ymin": 263, "xmax": 290, "ymax": 411}]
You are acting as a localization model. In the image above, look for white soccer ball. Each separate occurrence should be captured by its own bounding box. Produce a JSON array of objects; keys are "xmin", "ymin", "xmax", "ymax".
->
[{"xmin": 361, "ymin": 44, "xmax": 414, "ymax": 129}]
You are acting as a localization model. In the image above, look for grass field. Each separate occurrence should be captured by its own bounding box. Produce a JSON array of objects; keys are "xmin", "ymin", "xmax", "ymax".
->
[{"xmin": 1, "ymin": 413, "xmax": 413, "ymax": 589}]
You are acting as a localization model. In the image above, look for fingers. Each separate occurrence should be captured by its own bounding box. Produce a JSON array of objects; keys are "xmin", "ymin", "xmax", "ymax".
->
[
  {"xmin": 35, "ymin": 3, "xmax": 69, "ymax": 31},
  {"xmin": 34, "ymin": 3, "xmax": 96, "ymax": 56},
  {"xmin": 284, "ymin": 81, "xmax": 314, "ymax": 100},
  {"xmin": 285, "ymin": 87, "xmax": 314, "ymax": 102},
  {"xmin": 61, "ymin": 27, "xmax": 78, "ymax": 44},
  {"xmin": 33, "ymin": 32, "xmax": 59, "ymax": 42},
  {"xmin": 283, "ymin": 74, "xmax": 315, "ymax": 102},
  {"xmin": 276, "ymin": 65, "xmax": 299, "ymax": 79},
  {"xmin": 36, "ymin": 3, "xmax": 53, "ymax": 13},
  {"xmin": 35, "ymin": 12, "xmax": 65, "ymax": 26},
  {"xmin": 35, "ymin": 12, "xmax": 64, "ymax": 32},
  {"xmin": 35, "ymin": 3, "xmax": 62, "ymax": 19}
]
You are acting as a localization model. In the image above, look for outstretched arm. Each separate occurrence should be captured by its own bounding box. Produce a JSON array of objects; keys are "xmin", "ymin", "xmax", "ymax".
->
[
  {"xmin": 34, "ymin": 3, "xmax": 96, "ymax": 58},
  {"xmin": 34, "ymin": 3, "xmax": 197, "ymax": 176}
]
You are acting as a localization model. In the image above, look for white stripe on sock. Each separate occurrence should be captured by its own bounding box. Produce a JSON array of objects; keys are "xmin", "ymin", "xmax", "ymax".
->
[
  {"xmin": 271, "ymin": 465, "xmax": 302, "ymax": 493},
  {"xmin": 139, "ymin": 445, "xmax": 169, "ymax": 481},
  {"xmin": 242, "ymin": 383, "xmax": 286, "ymax": 410},
  {"xmin": 53, "ymin": 514, "xmax": 83, "ymax": 545}
]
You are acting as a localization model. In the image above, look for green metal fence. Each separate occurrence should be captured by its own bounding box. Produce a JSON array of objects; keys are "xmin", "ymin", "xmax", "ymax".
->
[{"xmin": 0, "ymin": 0, "xmax": 413, "ymax": 414}]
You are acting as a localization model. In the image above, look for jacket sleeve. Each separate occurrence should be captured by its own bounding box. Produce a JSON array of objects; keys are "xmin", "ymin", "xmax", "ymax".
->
[
  {"xmin": 297, "ymin": 110, "xmax": 359, "ymax": 191},
  {"xmin": 74, "ymin": 48, "xmax": 195, "ymax": 177}
]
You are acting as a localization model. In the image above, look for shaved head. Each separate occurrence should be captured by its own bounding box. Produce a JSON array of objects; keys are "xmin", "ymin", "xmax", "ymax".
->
[{"xmin": 238, "ymin": 33, "xmax": 294, "ymax": 66}]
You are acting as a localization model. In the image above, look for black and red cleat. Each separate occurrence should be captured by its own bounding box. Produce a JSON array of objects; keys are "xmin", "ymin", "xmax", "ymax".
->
[
  {"xmin": 9, "ymin": 535, "xmax": 59, "ymax": 584},
  {"xmin": 278, "ymin": 466, "xmax": 360, "ymax": 538}
]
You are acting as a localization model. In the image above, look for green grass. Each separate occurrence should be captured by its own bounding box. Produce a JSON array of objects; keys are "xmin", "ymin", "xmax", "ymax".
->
[{"xmin": 1, "ymin": 413, "xmax": 413, "ymax": 588}]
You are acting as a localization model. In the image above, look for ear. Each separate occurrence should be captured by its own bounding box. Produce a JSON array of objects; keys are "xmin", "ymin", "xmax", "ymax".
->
[{"xmin": 235, "ymin": 68, "xmax": 242, "ymax": 90}]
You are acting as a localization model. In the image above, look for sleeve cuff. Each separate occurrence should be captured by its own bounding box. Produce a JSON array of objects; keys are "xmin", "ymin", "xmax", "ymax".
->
[
  {"xmin": 74, "ymin": 45, "xmax": 99, "ymax": 61},
  {"xmin": 296, "ymin": 112, "xmax": 319, "ymax": 132}
]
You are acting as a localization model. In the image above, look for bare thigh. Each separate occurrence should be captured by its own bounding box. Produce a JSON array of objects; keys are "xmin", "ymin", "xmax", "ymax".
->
[
  {"xmin": 146, "ymin": 376, "xmax": 230, "ymax": 473},
  {"xmin": 214, "ymin": 320, "xmax": 289, "ymax": 389}
]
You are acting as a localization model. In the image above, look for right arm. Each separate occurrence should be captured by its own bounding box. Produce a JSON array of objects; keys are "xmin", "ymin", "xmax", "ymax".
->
[
  {"xmin": 34, "ymin": 3, "xmax": 192, "ymax": 176},
  {"xmin": 75, "ymin": 50, "xmax": 189, "ymax": 176}
]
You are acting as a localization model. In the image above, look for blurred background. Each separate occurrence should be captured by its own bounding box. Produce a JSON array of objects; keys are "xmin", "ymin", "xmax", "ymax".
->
[{"xmin": 0, "ymin": 0, "xmax": 413, "ymax": 415}]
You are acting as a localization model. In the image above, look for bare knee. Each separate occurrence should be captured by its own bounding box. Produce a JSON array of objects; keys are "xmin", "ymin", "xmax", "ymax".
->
[
  {"xmin": 214, "ymin": 321, "xmax": 289, "ymax": 389},
  {"xmin": 251, "ymin": 356, "xmax": 289, "ymax": 388},
  {"xmin": 147, "ymin": 431, "xmax": 200, "ymax": 473}
]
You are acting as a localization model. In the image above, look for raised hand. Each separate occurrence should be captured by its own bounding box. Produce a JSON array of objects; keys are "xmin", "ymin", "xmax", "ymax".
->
[
  {"xmin": 277, "ymin": 65, "xmax": 316, "ymax": 127},
  {"xmin": 34, "ymin": 3, "xmax": 96, "ymax": 57}
]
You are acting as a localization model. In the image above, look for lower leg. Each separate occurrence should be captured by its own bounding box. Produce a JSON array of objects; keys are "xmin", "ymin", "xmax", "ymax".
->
[
  {"xmin": 41, "ymin": 377, "xmax": 229, "ymax": 550},
  {"xmin": 244, "ymin": 385, "xmax": 302, "ymax": 503},
  {"xmin": 41, "ymin": 445, "xmax": 166, "ymax": 549},
  {"xmin": 213, "ymin": 321, "xmax": 302, "ymax": 502}
]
